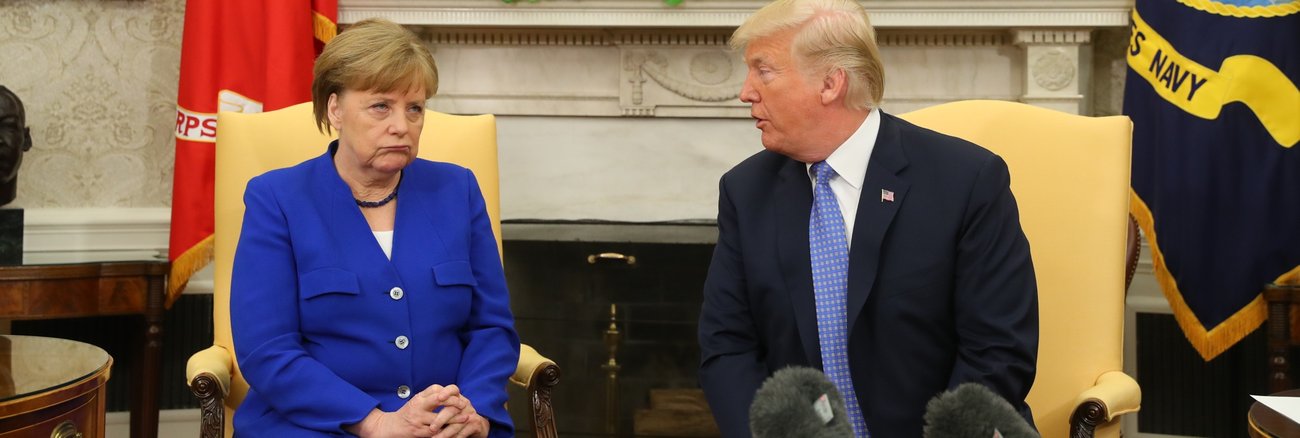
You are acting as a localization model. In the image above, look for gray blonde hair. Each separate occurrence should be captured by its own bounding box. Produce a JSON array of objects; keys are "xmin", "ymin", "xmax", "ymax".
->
[
  {"xmin": 312, "ymin": 18, "xmax": 439, "ymax": 133},
  {"xmin": 731, "ymin": 0, "xmax": 884, "ymax": 110}
]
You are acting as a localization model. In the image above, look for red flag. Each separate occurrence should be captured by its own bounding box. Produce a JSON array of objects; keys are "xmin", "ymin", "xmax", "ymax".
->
[{"xmin": 169, "ymin": 0, "xmax": 336, "ymax": 304}]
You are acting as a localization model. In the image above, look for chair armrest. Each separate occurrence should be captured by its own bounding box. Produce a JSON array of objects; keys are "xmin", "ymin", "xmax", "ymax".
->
[
  {"xmin": 512, "ymin": 343, "xmax": 561, "ymax": 438},
  {"xmin": 187, "ymin": 345, "xmax": 233, "ymax": 438},
  {"xmin": 1076, "ymin": 370, "xmax": 1141, "ymax": 420},
  {"xmin": 187, "ymin": 345, "xmax": 234, "ymax": 396},
  {"xmin": 1069, "ymin": 370, "xmax": 1141, "ymax": 437},
  {"xmin": 512, "ymin": 344, "xmax": 560, "ymax": 391}
]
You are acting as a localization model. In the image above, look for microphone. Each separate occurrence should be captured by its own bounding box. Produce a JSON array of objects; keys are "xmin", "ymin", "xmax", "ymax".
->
[
  {"xmin": 923, "ymin": 383, "xmax": 1039, "ymax": 438},
  {"xmin": 749, "ymin": 366, "xmax": 854, "ymax": 438}
]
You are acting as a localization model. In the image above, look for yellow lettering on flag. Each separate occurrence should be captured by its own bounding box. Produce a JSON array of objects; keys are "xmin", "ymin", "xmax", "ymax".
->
[{"xmin": 1128, "ymin": 9, "xmax": 1299, "ymax": 148}]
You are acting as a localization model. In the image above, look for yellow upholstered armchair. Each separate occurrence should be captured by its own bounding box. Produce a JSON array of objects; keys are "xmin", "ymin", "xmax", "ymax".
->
[
  {"xmin": 185, "ymin": 102, "xmax": 560, "ymax": 438},
  {"xmin": 901, "ymin": 101, "xmax": 1140, "ymax": 438}
]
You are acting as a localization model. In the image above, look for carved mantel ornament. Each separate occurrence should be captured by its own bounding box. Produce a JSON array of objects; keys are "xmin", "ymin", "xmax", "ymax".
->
[{"xmin": 334, "ymin": 0, "xmax": 1129, "ymax": 117}]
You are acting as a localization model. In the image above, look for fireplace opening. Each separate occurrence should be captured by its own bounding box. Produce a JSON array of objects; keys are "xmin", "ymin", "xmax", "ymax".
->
[{"xmin": 502, "ymin": 225, "xmax": 720, "ymax": 437}]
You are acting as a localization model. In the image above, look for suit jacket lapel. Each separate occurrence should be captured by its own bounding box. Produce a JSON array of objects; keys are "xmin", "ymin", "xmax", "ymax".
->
[
  {"xmin": 847, "ymin": 113, "xmax": 911, "ymax": 332},
  {"xmin": 773, "ymin": 158, "xmax": 823, "ymax": 368},
  {"xmin": 309, "ymin": 142, "xmax": 397, "ymax": 264},
  {"xmin": 390, "ymin": 163, "xmax": 448, "ymax": 266}
]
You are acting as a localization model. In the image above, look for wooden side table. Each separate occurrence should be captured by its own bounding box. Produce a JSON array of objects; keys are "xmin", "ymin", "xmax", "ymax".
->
[
  {"xmin": 1249, "ymin": 389, "xmax": 1300, "ymax": 438},
  {"xmin": 0, "ymin": 335, "xmax": 112, "ymax": 437},
  {"xmin": 0, "ymin": 261, "xmax": 168, "ymax": 438}
]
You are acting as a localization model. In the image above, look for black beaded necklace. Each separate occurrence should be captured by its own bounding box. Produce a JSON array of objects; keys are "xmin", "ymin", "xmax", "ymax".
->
[
  {"xmin": 354, "ymin": 189, "xmax": 397, "ymax": 208},
  {"xmin": 354, "ymin": 176, "xmax": 400, "ymax": 208}
]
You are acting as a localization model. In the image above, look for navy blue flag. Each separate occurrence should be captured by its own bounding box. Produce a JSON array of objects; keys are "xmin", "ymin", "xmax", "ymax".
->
[{"xmin": 1125, "ymin": 0, "xmax": 1299, "ymax": 360}]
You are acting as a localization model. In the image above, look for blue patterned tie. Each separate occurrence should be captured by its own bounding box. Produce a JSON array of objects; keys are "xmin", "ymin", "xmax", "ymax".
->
[{"xmin": 809, "ymin": 161, "xmax": 868, "ymax": 437}]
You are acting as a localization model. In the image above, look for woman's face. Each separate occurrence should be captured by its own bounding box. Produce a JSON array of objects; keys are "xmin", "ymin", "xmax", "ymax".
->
[{"xmin": 327, "ymin": 87, "xmax": 426, "ymax": 174}]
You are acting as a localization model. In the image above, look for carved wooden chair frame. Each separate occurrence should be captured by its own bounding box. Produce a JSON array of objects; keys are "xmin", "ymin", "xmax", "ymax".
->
[{"xmin": 190, "ymin": 354, "xmax": 560, "ymax": 438}]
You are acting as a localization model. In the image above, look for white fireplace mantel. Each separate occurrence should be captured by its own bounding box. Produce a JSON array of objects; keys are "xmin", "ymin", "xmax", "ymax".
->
[
  {"xmin": 333, "ymin": 0, "xmax": 1131, "ymax": 222},
  {"xmin": 339, "ymin": 0, "xmax": 1132, "ymax": 119},
  {"xmin": 340, "ymin": 0, "xmax": 1133, "ymax": 28}
]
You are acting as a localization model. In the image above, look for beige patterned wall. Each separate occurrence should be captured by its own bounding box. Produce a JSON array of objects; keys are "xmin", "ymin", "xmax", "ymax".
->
[{"xmin": 0, "ymin": 0, "xmax": 183, "ymax": 208}]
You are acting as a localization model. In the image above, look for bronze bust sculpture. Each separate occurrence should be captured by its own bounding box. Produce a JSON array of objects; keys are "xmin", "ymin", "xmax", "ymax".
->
[{"xmin": 0, "ymin": 86, "xmax": 33, "ymax": 206}]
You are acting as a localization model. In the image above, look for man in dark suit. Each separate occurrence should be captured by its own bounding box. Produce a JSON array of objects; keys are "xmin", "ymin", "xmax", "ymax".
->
[{"xmin": 697, "ymin": 1, "xmax": 1039, "ymax": 436}]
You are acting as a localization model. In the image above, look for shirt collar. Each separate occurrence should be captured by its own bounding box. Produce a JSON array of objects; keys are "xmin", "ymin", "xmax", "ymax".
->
[{"xmin": 806, "ymin": 108, "xmax": 880, "ymax": 190}]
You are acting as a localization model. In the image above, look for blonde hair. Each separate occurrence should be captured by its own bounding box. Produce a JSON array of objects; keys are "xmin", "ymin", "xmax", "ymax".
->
[
  {"xmin": 731, "ymin": 0, "xmax": 884, "ymax": 110},
  {"xmin": 312, "ymin": 18, "xmax": 439, "ymax": 133}
]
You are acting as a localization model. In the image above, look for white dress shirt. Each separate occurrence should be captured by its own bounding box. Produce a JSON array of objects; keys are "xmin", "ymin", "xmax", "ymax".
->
[
  {"xmin": 805, "ymin": 108, "xmax": 881, "ymax": 248},
  {"xmin": 373, "ymin": 230, "xmax": 394, "ymax": 260}
]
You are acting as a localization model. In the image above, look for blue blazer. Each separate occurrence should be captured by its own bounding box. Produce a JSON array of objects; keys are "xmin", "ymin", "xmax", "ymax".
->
[
  {"xmin": 231, "ymin": 143, "xmax": 519, "ymax": 437},
  {"xmin": 698, "ymin": 113, "xmax": 1038, "ymax": 437}
]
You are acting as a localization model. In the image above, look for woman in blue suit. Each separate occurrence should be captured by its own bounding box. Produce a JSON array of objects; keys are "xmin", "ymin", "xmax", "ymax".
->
[{"xmin": 230, "ymin": 18, "xmax": 519, "ymax": 438}]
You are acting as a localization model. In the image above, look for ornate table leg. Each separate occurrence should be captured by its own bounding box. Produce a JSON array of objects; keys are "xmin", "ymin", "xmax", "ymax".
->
[{"xmin": 131, "ymin": 270, "xmax": 165, "ymax": 438}]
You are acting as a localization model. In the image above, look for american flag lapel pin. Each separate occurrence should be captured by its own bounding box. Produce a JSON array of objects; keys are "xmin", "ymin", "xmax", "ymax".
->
[{"xmin": 881, "ymin": 189, "xmax": 895, "ymax": 203}]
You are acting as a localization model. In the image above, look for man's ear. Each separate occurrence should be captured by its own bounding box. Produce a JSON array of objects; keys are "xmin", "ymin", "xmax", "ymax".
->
[
  {"xmin": 20, "ymin": 127, "xmax": 31, "ymax": 152},
  {"xmin": 820, "ymin": 68, "xmax": 848, "ymax": 106},
  {"xmin": 327, "ymin": 93, "xmax": 342, "ymax": 129}
]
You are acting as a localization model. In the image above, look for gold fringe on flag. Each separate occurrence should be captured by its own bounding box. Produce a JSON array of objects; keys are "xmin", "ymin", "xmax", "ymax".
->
[
  {"xmin": 313, "ymin": 11, "xmax": 337, "ymax": 44},
  {"xmin": 1130, "ymin": 189, "xmax": 1270, "ymax": 360},
  {"xmin": 167, "ymin": 235, "xmax": 214, "ymax": 308}
]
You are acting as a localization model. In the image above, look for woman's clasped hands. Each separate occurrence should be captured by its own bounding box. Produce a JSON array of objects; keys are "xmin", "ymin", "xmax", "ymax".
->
[{"xmin": 348, "ymin": 384, "xmax": 489, "ymax": 438}]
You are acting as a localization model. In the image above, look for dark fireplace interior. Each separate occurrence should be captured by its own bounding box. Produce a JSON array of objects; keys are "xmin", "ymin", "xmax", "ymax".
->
[{"xmin": 501, "ymin": 227, "xmax": 720, "ymax": 437}]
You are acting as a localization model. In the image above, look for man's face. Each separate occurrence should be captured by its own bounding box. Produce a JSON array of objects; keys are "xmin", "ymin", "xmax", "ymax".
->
[
  {"xmin": 739, "ymin": 29, "xmax": 825, "ymax": 162},
  {"xmin": 0, "ymin": 91, "xmax": 31, "ymax": 182}
]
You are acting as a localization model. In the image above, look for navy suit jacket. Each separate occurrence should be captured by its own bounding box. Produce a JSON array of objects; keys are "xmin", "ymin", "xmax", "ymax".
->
[
  {"xmin": 698, "ymin": 112, "xmax": 1038, "ymax": 437},
  {"xmin": 231, "ymin": 143, "xmax": 519, "ymax": 437}
]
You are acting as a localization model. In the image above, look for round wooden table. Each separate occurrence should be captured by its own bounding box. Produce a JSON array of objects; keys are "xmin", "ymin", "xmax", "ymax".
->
[
  {"xmin": 0, "ymin": 335, "xmax": 112, "ymax": 438},
  {"xmin": 1250, "ymin": 389, "xmax": 1300, "ymax": 438}
]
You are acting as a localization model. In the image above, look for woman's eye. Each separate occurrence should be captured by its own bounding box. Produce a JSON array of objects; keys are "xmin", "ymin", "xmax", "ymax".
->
[
  {"xmin": 371, "ymin": 103, "xmax": 390, "ymax": 111},
  {"xmin": 407, "ymin": 105, "xmax": 422, "ymax": 113}
]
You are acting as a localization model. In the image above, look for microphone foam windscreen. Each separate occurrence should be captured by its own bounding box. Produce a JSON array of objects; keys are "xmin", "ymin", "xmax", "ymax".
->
[
  {"xmin": 749, "ymin": 366, "xmax": 855, "ymax": 438},
  {"xmin": 923, "ymin": 382, "xmax": 1039, "ymax": 438}
]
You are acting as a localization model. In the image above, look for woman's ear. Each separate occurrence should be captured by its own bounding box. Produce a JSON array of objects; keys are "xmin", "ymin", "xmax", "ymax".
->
[{"xmin": 326, "ymin": 93, "xmax": 341, "ymax": 129}]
